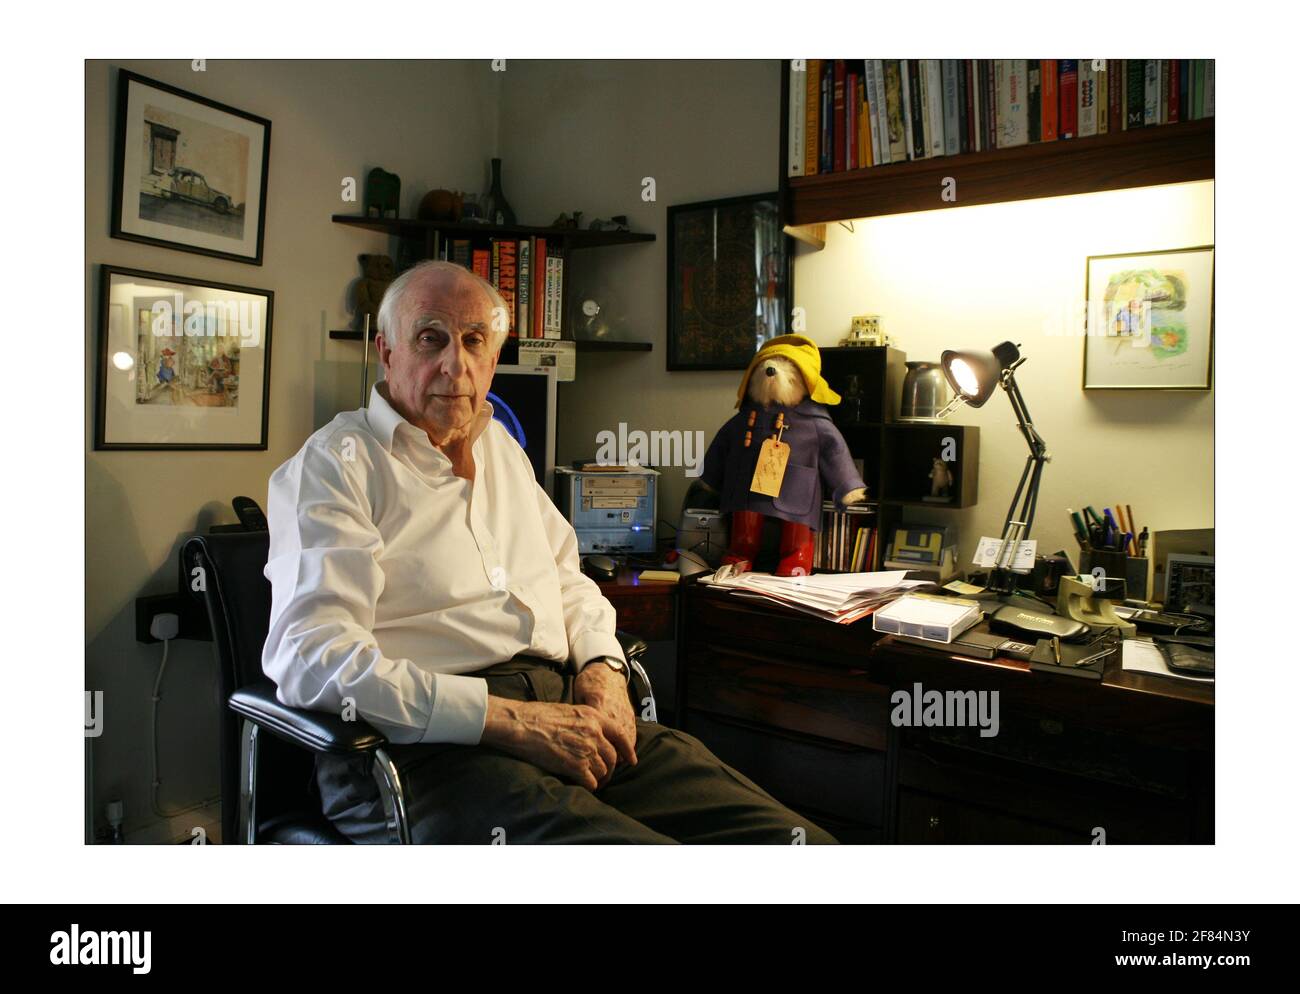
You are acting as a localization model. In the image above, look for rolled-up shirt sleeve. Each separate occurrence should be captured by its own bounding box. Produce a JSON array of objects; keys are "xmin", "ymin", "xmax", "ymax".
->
[
  {"xmin": 530, "ymin": 469, "xmax": 624, "ymax": 675},
  {"xmin": 262, "ymin": 435, "xmax": 488, "ymax": 745}
]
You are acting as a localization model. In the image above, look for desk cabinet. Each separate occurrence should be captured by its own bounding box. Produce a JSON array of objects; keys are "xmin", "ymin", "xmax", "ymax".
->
[{"xmin": 679, "ymin": 583, "xmax": 1214, "ymax": 844}]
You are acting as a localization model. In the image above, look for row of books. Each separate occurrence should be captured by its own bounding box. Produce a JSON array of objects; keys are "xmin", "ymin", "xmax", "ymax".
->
[
  {"xmin": 788, "ymin": 59, "xmax": 1216, "ymax": 176},
  {"xmin": 439, "ymin": 236, "xmax": 565, "ymax": 339},
  {"xmin": 815, "ymin": 502, "xmax": 878, "ymax": 572}
]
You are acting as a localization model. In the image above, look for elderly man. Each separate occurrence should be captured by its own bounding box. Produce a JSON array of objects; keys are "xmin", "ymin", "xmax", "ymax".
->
[{"xmin": 262, "ymin": 260, "xmax": 837, "ymax": 844}]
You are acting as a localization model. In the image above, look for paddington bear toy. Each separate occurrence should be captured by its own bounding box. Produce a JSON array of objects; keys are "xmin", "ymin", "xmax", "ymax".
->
[{"xmin": 700, "ymin": 335, "xmax": 868, "ymax": 576}]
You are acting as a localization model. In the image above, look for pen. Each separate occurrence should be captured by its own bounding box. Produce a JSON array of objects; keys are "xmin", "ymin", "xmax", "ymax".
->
[{"xmin": 1052, "ymin": 636, "xmax": 1062, "ymax": 665}]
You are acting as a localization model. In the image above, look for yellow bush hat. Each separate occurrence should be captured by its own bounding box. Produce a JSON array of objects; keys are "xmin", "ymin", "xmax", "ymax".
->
[{"xmin": 735, "ymin": 334, "xmax": 842, "ymax": 408}]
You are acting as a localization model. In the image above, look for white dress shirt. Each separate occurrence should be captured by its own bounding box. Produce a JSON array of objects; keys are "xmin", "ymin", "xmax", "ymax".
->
[{"xmin": 261, "ymin": 382, "xmax": 625, "ymax": 745}]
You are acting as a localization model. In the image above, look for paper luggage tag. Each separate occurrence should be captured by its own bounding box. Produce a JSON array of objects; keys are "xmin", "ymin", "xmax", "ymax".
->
[{"xmin": 750, "ymin": 437, "xmax": 789, "ymax": 497}]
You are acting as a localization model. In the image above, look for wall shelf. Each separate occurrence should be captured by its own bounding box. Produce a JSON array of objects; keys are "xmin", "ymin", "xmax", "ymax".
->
[
  {"xmin": 331, "ymin": 214, "xmax": 656, "ymax": 251},
  {"xmin": 778, "ymin": 62, "xmax": 1214, "ymax": 226}
]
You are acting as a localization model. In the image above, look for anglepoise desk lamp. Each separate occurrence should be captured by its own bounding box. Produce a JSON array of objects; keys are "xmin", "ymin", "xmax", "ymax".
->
[{"xmin": 936, "ymin": 341, "xmax": 1049, "ymax": 596}]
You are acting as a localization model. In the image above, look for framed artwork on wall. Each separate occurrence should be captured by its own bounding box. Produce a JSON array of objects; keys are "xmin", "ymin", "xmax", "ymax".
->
[
  {"xmin": 96, "ymin": 265, "xmax": 274, "ymax": 450},
  {"xmin": 667, "ymin": 192, "xmax": 790, "ymax": 371},
  {"xmin": 111, "ymin": 70, "xmax": 271, "ymax": 265},
  {"xmin": 1083, "ymin": 246, "xmax": 1214, "ymax": 390}
]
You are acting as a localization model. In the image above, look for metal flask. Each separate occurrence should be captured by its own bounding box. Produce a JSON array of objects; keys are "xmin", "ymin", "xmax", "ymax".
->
[{"xmin": 899, "ymin": 361, "xmax": 950, "ymax": 421}]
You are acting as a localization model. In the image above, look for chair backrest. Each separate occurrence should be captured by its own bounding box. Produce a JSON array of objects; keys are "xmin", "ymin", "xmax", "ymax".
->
[{"xmin": 182, "ymin": 531, "xmax": 279, "ymax": 844}]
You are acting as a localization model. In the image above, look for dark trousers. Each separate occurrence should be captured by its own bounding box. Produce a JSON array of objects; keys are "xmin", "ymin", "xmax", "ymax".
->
[{"xmin": 314, "ymin": 656, "xmax": 838, "ymax": 844}]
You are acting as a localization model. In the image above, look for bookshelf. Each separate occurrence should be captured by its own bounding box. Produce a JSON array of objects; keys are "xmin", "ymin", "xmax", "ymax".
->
[
  {"xmin": 328, "ymin": 214, "xmax": 656, "ymax": 350},
  {"xmin": 777, "ymin": 63, "xmax": 1214, "ymax": 229},
  {"xmin": 816, "ymin": 346, "xmax": 979, "ymax": 573}
]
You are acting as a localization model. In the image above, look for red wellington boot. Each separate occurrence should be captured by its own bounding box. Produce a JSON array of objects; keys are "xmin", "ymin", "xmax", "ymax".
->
[
  {"xmin": 722, "ymin": 509, "xmax": 764, "ymax": 573},
  {"xmin": 775, "ymin": 519, "xmax": 815, "ymax": 577}
]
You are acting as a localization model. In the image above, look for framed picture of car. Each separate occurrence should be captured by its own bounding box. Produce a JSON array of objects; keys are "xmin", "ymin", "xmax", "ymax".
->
[
  {"xmin": 96, "ymin": 265, "xmax": 274, "ymax": 450},
  {"xmin": 111, "ymin": 70, "xmax": 271, "ymax": 265}
]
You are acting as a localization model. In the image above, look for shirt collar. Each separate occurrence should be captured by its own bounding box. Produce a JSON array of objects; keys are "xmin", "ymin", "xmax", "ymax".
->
[{"xmin": 367, "ymin": 382, "xmax": 495, "ymax": 453}]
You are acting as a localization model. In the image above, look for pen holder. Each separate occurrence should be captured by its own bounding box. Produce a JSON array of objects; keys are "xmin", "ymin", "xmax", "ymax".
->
[{"xmin": 1080, "ymin": 549, "xmax": 1149, "ymax": 602}]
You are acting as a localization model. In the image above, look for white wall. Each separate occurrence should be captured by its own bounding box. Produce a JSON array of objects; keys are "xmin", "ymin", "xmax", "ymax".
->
[
  {"xmin": 85, "ymin": 60, "xmax": 499, "ymax": 842},
  {"xmin": 794, "ymin": 180, "xmax": 1215, "ymax": 571},
  {"xmin": 498, "ymin": 60, "xmax": 782, "ymax": 519}
]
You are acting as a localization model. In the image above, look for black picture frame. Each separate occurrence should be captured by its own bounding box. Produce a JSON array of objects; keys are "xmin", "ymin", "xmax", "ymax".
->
[
  {"xmin": 111, "ymin": 69, "xmax": 272, "ymax": 266},
  {"xmin": 95, "ymin": 265, "xmax": 274, "ymax": 450},
  {"xmin": 666, "ymin": 192, "xmax": 791, "ymax": 371}
]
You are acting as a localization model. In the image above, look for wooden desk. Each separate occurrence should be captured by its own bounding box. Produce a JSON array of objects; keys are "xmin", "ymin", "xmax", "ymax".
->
[
  {"xmin": 679, "ymin": 582, "xmax": 1213, "ymax": 844},
  {"xmin": 595, "ymin": 567, "xmax": 679, "ymax": 642}
]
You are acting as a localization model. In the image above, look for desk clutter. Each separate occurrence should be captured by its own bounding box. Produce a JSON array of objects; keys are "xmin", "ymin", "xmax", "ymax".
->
[{"xmin": 699, "ymin": 568, "xmax": 934, "ymax": 623}]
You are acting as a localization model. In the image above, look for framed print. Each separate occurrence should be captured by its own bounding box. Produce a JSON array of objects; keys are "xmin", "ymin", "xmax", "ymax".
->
[
  {"xmin": 667, "ymin": 193, "xmax": 790, "ymax": 370},
  {"xmin": 96, "ymin": 266, "xmax": 274, "ymax": 450},
  {"xmin": 1083, "ymin": 246, "xmax": 1214, "ymax": 390},
  {"xmin": 111, "ymin": 70, "xmax": 271, "ymax": 265}
]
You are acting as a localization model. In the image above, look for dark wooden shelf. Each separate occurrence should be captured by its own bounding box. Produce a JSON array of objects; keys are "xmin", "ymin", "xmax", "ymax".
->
[
  {"xmin": 331, "ymin": 214, "xmax": 656, "ymax": 250},
  {"xmin": 785, "ymin": 118, "xmax": 1214, "ymax": 226},
  {"xmin": 573, "ymin": 339, "xmax": 652, "ymax": 352},
  {"xmin": 328, "ymin": 330, "xmax": 654, "ymax": 353}
]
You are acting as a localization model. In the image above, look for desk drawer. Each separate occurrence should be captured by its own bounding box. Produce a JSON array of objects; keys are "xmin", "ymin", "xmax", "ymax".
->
[
  {"xmin": 685, "ymin": 646, "xmax": 890, "ymax": 750},
  {"xmin": 686, "ymin": 711, "xmax": 885, "ymax": 829},
  {"xmin": 607, "ymin": 592, "xmax": 675, "ymax": 642}
]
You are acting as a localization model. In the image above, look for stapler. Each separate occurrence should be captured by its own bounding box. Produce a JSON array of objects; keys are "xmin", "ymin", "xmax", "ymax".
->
[{"xmin": 1056, "ymin": 576, "xmax": 1136, "ymax": 636}]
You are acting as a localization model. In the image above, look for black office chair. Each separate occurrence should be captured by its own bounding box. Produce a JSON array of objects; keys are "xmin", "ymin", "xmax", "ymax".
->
[{"xmin": 182, "ymin": 531, "xmax": 654, "ymax": 844}]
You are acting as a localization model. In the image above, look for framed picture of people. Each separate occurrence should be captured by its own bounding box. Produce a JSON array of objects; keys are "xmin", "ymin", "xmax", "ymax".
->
[
  {"xmin": 666, "ymin": 192, "xmax": 790, "ymax": 371},
  {"xmin": 111, "ymin": 70, "xmax": 271, "ymax": 265},
  {"xmin": 95, "ymin": 266, "xmax": 274, "ymax": 449}
]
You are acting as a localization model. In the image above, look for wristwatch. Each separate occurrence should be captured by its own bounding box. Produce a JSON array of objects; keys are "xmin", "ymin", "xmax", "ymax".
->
[{"xmin": 589, "ymin": 656, "xmax": 629, "ymax": 682}]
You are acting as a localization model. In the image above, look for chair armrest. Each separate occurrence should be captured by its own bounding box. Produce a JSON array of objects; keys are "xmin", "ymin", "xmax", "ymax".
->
[
  {"xmin": 229, "ymin": 683, "xmax": 387, "ymax": 756},
  {"xmin": 616, "ymin": 630, "xmax": 648, "ymax": 662}
]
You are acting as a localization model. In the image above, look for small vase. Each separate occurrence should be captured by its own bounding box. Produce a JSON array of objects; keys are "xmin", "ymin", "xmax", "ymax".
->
[{"xmin": 484, "ymin": 158, "xmax": 516, "ymax": 226}]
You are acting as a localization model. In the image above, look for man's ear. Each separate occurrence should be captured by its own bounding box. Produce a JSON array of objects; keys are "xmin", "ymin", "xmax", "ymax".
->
[{"xmin": 374, "ymin": 331, "xmax": 391, "ymax": 370}]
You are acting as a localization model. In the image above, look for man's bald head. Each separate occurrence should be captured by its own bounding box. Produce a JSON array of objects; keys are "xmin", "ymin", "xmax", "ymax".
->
[
  {"xmin": 373, "ymin": 260, "xmax": 503, "ymax": 448},
  {"xmin": 378, "ymin": 260, "xmax": 509, "ymax": 353}
]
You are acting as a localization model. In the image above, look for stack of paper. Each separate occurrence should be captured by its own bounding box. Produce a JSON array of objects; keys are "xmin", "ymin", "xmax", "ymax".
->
[{"xmin": 698, "ymin": 569, "xmax": 936, "ymax": 624}]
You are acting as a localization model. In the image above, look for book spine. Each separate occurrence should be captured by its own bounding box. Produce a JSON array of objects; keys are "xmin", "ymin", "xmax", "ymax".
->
[
  {"xmin": 1126, "ymin": 59, "xmax": 1145, "ymax": 127},
  {"xmin": 958, "ymin": 59, "xmax": 971, "ymax": 153},
  {"xmin": 996, "ymin": 59, "xmax": 1028, "ymax": 148},
  {"xmin": 886, "ymin": 61, "xmax": 907, "ymax": 162},
  {"xmin": 532, "ymin": 238, "xmax": 546, "ymax": 337},
  {"xmin": 517, "ymin": 238, "xmax": 531, "ymax": 338},
  {"xmin": 1059, "ymin": 59, "xmax": 1078, "ymax": 138},
  {"xmin": 970, "ymin": 60, "xmax": 982, "ymax": 151},
  {"xmin": 908, "ymin": 59, "xmax": 926, "ymax": 158},
  {"xmin": 788, "ymin": 62, "xmax": 805, "ymax": 176},
  {"xmin": 1203, "ymin": 59, "xmax": 1214, "ymax": 116},
  {"xmin": 497, "ymin": 239, "xmax": 517, "ymax": 337},
  {"xmin": 804, "ymin": 59, "xmax": 820, "ymax": 175},
  {"xmin": 846, "ymin": 66, "xmax": 858, "ymax": 170},
  {"xmin": 926, "ymin": 59, "xmax": 946, "ymax": 157},
  {"xmin": 490, "ymin": 240, "xmax": 500, "ymax": 288},
  {"xmin": 943, "ymin": 59, "xmax": 961, "ymax": 155},
  {"xmin": 858, "ymin": 73, "xmax": 871, "ymax": 166},
  {"xmin": 1041, "ymin": 59, "xmax": 1058, "ymax": 140},
  {"xmin": 1191, "ymin": 59, "xmax": 1203, "ymax": 119},
  {"xmin": 1157, "ymin": 59, "xmax": 1168, "ymax": 125},
  {"xmin": 1178, "ymin": 58, "xmax": 1189, "ymax": 121},
  {"xmin": 1167, "ymin": 59, "xmax": 1179, "ymax": 124},
  {"xmin": 1108, "ymin": 60, "xmax": 1123, "ymax": 133},
  {"xmin": 820, "ymin": 60, "xmax": 833, "ymax": 172},
  {"xmin": 1078, "ymin": 61, "xmax": 1097, "ymax": 137},
  {"xmin": 832, "ymin": 59, "xmax": 847, "ymax": 172},
  {"xmin": 471, "ymin": 248, "xmax": 490, "ymax": 281},
  {"xmin": 866, "ymin": 60, "xmax": 885, "ymax": 165},
  {"xmin": 899, "ymin": 59, "xmax": 914, "ymax": 160},
  {"xmin": 1026, "ymin": 59, "xmax": 1042, "ymax": 142},
  {"xmin": 1096, "ymin": 61, "xmax": 1108, "ymax": 134},
  {"xmin": 984, "ymin": 59, "xmax": 998, "ymax": 151},
  {"xmin": 452, "ymin": 239, "xmax": 471, "ymax": 270},
  {"xmin": 1143, "ymin": 59, "xmax": 1159, "ymax": 125}
]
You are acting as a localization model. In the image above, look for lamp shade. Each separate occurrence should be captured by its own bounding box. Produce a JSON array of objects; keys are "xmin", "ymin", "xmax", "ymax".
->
[{"xmin": 940, "ymin": 341, "xmax": 1021, "ymax": 408}]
